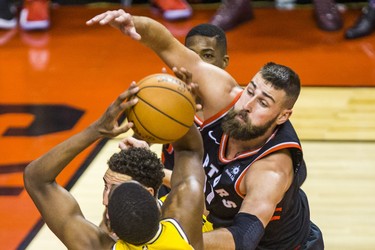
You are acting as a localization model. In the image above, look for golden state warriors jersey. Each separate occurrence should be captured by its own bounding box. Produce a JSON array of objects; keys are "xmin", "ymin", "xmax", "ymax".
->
[{"xmin": 112, "ymin": 218, "xmax": 193, "ymax": 250}]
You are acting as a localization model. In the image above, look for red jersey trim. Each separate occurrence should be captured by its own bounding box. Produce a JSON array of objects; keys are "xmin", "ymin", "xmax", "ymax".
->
[
  {"xmin": 199, "ymin": 91, "xmax": 243, "ymax": 129},
  {"xmin": 218, "ymin": 128, "xmax": 278, "ymax": 163},
  {"xmin": 234, "ymin": 142, "xmax": 302, "ymax": 198}
]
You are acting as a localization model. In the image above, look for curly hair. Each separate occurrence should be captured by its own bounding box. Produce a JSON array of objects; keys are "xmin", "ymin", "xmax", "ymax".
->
[{"xmin": 107, "ymin": 147, "xmax": 165, "ymax": 196}]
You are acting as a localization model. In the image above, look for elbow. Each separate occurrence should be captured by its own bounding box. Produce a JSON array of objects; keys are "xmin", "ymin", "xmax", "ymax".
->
[
  {"xmin": 23, "ymin": 162, "xmax": 35, "ymax": 193},
  {"xmin": 23, "ymin": 161, "xmax": 44, "ymax": 194}
]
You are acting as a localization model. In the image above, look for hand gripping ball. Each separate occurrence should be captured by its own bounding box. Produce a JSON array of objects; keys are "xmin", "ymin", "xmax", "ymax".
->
[{"xmin": 127, "ymin": 73, "xmax": 196, "ymax": 144}]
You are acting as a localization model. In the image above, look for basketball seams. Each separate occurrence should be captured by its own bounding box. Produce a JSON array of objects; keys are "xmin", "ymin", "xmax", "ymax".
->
[
  {"xmin": 136, "ymin": 74, "xmax": 159, "ymax": 88},
  {"xmin": 128, "ymin": 73, "xmax": 196, "ymax": 144},
  {"xmin": 129, "ymin": 108, "xmax": 172, "ymax": 142},
  {"xmin": 138, "ymin": 86, "xmax": 195, "ymax": 112},
  {"xmin": 137, "ymin": 96, "xmax": 192, "ymax": 128}
]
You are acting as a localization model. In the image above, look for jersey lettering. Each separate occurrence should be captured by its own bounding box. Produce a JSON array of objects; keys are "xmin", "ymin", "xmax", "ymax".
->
[
  {"xmin": 215, "ymin": 188, "xmax": 229, "ymax": 197},
  {"xmin": 203, "ymin": 154, "xmax": 219, "ymax": 179},
  {"xmin": 212, "ymin": 175, "xmax": 221, "ymax": 187},
  {"xmin": 222, "ymin": 199, "xmax": 237, "ymax": 208}
]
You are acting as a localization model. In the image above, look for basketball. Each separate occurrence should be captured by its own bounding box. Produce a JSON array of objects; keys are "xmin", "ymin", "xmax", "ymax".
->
[{"xmin": 126, "ymin": 73, "xmax": 196, "ymax": 144}]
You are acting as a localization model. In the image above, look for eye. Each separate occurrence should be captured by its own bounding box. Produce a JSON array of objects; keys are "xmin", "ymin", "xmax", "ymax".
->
[
  {"xmin": 202, "ymin": 53, "xmax": 214, "ymax": 59},
  {"xmin": 259, "ymin": 99, "xmax": 268, "ymax": 107}
]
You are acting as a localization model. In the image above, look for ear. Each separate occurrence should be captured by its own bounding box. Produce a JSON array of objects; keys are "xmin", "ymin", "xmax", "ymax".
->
[
  {"xmin": 146, "ymin": 187, "xmax": 155, "ymax": 197},
  {"xmin": 276, "ymin": 109, "xmax": 292, "ymax": 125},
  {"xmin": 222, "ymin": 55, "xmax": 229, "ymax": 69}
]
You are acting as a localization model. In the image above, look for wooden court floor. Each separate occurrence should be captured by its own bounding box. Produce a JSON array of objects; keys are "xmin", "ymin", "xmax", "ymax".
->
[{"xmin": 1, "ymin": 3, "xmax": 375, "ymax": 250}]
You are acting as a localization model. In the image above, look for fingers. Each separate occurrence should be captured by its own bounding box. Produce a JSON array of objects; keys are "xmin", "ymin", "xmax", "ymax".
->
[
  {"xmin": 114, "ymin": 122, "xmax": 134, "ymax": 138},
  {"xmin": 86, "ymin": 11, "xmax": 116, "ymax": 26},
  {"xmin": 172, "ymin": 67, "xmax": 184, "ymax": 82},
  {"xmin": 115, "ymin": 82, "xmax": 139, "ymax": 108},
  {"xmin": 87, "ymin": 9, "xmax": 125, "ymax": 25},
  {"xmin": 125, "ymin": 26, "xmax": 142, "ymax": 41},
  {"xmin": 195, "ymin": 103, "xmax": 202, "ymax": 112},
  {"xmin": 86, "ymin": 10, "xmax": 141, "ymax": 40},
  {"xmin": 172, "ymin": 67, "xmax": 199, "ymax": 105},
  {"xmin": 105, "ymin": 83, "xmax": 138, "ymax": 126},
  {"xmin": 172, "ymin": 67, "xmax": 192, "ymax": 84},
  {"xmin": 119, "ymin": 137, "xmax": 149, "ymax": 150}
]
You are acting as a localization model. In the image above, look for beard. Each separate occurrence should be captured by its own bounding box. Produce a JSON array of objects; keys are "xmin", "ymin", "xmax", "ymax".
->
[{"xmin": 221, "ymin": 108, "xmax": 278, "ymax": 141}]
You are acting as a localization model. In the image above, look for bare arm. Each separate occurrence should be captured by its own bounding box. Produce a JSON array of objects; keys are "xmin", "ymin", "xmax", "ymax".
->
[
  {"xmin": 162, "ymin": 168, "xmax": 173, "ymax": 188},
  {"xmin": 23, "ymin": 85, "xmax": 139, "ymax": 249},
  {"xmin": 203, "ymin": 150, "xmax": 294, "ymax": 249},
  {"xmin": 86, "ymin": 9, "xmax": 239, "ymax": 119},
  {"xmin": 161, "ymin": 125, "xmax": 205, "ymax": 250}
]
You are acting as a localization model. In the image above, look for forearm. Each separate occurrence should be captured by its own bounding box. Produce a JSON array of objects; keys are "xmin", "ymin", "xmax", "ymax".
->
[
  {"xmin": 203, "ymin": 228, "xmax": 235, "ymax": 250},
  {"xmin": 204, "ymin": 213, "xmax": 265, "ymax": 250},
  {"xmin": 24, "ymin": 125, "xmax": 101, "ymax": 189},
  {"xmin": 133, "ymin": 16, "xmax": 177, "ymax": 58},
  {"xmin": 171, "ymin": 126, "xmax": 204, "ymax": 187},
  {"xmin": 132, "ymin": 16, "xmax": 200, "ymax": 73}
]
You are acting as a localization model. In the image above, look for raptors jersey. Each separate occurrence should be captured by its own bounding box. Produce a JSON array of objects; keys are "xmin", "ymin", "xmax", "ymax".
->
[
  {"xmin": 196, "ymin": 92, "xmax": 312, "ymax": 248},
  {"xmin": 112, "ymin": 218, "xmax": 193, "ymax": 250}
]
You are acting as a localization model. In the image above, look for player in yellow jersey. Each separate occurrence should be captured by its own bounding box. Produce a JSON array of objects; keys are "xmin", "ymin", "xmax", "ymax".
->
[{"xmin": 24, "ymin": 82, "xmax": 205, "ymax": 249}]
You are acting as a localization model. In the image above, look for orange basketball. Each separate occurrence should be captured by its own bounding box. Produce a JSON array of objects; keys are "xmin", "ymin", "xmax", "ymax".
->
[{"xmin": 127, "ymin": 73, "xmax": 196, "ymax": 144}]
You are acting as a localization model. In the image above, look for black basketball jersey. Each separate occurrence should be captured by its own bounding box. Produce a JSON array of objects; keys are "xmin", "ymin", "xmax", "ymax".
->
[{"xmin": 196, "ymin": 94, "xmax": 311, "ymax": 249}]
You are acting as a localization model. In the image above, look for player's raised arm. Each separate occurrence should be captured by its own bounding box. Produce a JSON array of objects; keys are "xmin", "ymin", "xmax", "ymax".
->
[
  {"xmin": 23, "ymin": 85, "xmax": 139, "ymax": 249},
  {"xmin": 86, "ymin": 9, "xmax": 239, "ymax": 119},
  {"xmin": 161, "ymin": 124, "xmax": 205, "ymax": 250}
]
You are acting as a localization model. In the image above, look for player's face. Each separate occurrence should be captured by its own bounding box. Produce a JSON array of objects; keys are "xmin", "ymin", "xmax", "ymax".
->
[
  {"xmin": 102, "ymin": 168, "xmax": 132, "ymax": 206},
  {"xmin": 185, "ymin": 35, "xmax": 228, "ymax": 69},
  {"xmin": 222, "ymin": 72, "xmax": 289, "ymax": 140}
]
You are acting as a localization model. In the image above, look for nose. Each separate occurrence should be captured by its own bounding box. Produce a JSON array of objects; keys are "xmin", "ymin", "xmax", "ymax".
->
[
  {"xmin": 243, "ymin": 97, "xmax": 256, "ymax": 111},
  {"xmin": 103, "ymin": 190, "xmax": 109, "ymax": 206}
]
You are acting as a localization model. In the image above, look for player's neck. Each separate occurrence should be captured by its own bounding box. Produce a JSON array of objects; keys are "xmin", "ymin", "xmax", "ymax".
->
[{"xmin": 226, "ymin": 132, "xmax": 272, "ymax": 159}]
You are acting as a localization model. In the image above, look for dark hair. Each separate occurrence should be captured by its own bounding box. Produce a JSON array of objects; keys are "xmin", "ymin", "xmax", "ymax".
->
[
  {"xmin": 260, "ymin": 62, "xmax": 301, "ymax": 108},
  {"xmin": 107, "ymin": 147, "xmax": 165, "ymax": 197},
  {"xmin": 108, "ymin": 182, "xmax": 160, "ymax": 245},
  {"xmin": 185, "ymin": 23, "xmax": 227, "ymax": 53}
]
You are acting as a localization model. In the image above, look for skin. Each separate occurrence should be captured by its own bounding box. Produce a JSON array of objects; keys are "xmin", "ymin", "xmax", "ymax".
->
[
  {"xmin": 103, "ymin": 136, "xmax": 153, "ymax": 207},
  {"xmin": 161, "ymin": 31, "xmax": 230, "ymax": 189},
  {"xmin": 99, "ymin": 137, "xmax": 155, "ymax": 240},
  {"xmin": 86, "ymin": 11, "xmax": 297, "ymax": 249},
  {"xmin": 185, "ymin": 35, "xmax": 229, "ymax": 70},
  {"xmin": 24, "ymin": 82, "xmax": 205, "ymax": 250},
  {"xmin": 23, "ymin": 84, "xmax": 139, "ymax": 250}
]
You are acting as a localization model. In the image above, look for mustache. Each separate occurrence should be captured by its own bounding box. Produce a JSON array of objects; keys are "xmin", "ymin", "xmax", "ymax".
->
[
  {"xmin": 226, "ymin": 109, "xmax": 249, "ymax": 122},
  {"xmin": 237, "ymin": 109, "xmax": 249, "ymax": 122}
]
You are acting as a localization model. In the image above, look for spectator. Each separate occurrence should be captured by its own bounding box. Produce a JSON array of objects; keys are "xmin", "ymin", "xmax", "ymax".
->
[
  {"xmin": 209, "ymin": 0, "xmax": 342, "ymax": 31},
  {"xmin": 0, "ymin": 0, "xmax": 50, "ymax": 30},
  {"xmin": 151, "ymin": 0, "xmax": 192, "ymax": 21},
  {"xmin": 345, "ymin": 0, "xmax": 375, "ymax": 39}
]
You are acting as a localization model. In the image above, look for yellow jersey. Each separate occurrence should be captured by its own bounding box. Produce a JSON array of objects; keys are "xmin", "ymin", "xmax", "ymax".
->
[
  {"xmin": 113, "ymin": 218, "xmax": 193, "ymax": 250},
  {"xmin": 158, "ymin": 195, "xmax": 213, "ymax": 233}
]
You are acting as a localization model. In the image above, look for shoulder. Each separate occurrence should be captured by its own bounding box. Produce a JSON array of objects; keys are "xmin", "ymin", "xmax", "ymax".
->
[
  {"xmin": 66, "ymin": 225, "xmax": 115, "ymax": 249},
  {"xmin": 240, "ymin": 150, "xmax": 294, "ymax": 192}
]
